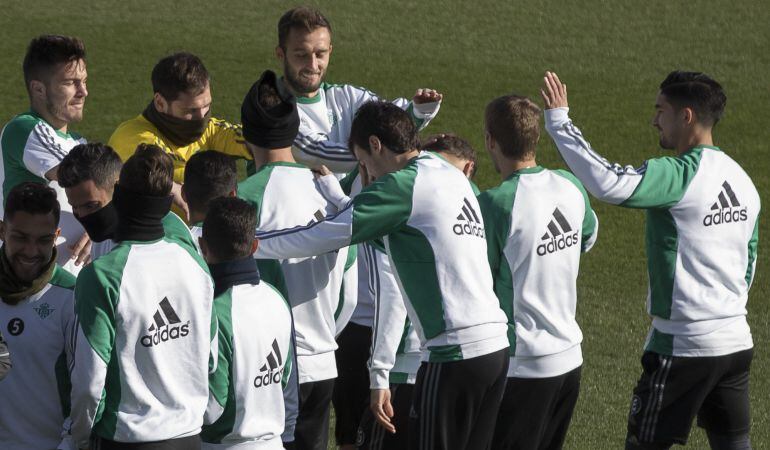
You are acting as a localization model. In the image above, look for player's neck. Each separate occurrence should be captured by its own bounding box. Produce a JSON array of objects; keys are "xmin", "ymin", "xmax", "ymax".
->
[
  {"xmin": 31, "ymin": 102, "xmax": 68, "ymax": 132},
  {"xmin": 678, "ymin": 130, "xmax": 714, "ymax": 155},
  {"xmin": 393, "ymin": 149, "xmax": 421, "ymax": 169},
  {"xmin": 500, "ymin": 157, "xmax": 538, "ymax": 179},
  {"xmin": 263, "ymin": 147, "xmax": 296, "ymax": 164},
  {"xmin": 188, "ymin": 210, "xmax": 205, "ymax": 226}
]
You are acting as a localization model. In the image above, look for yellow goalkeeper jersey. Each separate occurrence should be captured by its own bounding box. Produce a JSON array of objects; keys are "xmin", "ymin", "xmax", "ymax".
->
[{"xmin": 108, "ymin": 114, "xmax": 252, "ymax": 185}]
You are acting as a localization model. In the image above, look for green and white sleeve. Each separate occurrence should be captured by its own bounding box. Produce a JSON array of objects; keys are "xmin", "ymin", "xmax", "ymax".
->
[
  {"xmin": 70, "ymin": 266, "xmax": 117, "ymax": 449},
  {"xmin": 204, "ymin": 291, "xmax": 232, "ymax": 429},
  {"xmin": 545, "ymin": 108, "xmax": 698, "ymax": 208},
  {"xmin": 745, "ymin": 217, "xmax": 760, "ymax": 289},
  {"xmin": 256, "ymin": 169, "xmax": 413, "ymax": 259}
]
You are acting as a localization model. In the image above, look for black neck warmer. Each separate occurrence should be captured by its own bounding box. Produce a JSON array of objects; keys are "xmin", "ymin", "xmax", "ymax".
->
[
  {"xmin": 112, "ymin": 184, "xmax": 172, "ymax": 242},
  {"xmin": 241, "ymin": 70, "xmax": 300, "ymax": 149},
  {"xmin": 209, "ymin": 256, "xmax": 261, "ymax": 297},
  {"xmin": 143, "ymin": 102, "xmax": 211, "ymax": 147},
  {"xmin": 76, "ymin": 202, "xmax": 118, "ymax": 243}
]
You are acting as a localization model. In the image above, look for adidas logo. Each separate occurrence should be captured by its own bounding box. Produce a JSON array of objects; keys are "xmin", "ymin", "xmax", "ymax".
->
[
  {"xmin": 140, "ymin": 297, "xmax": 190, "ymax": 348},
  {"xmin": 253, "ymin": 339, "xmax": 284, "ymax": 388},
  {"xmin": 703, "ymin": 181, "xmax": 748, "ymax": 227},
  {"xmin": 537, "ymin": 208, "xmax": 579, "ymax": 256},
  {"xmin": 452, "ymin": 198, "xmax": 485, "ymax": 238}
]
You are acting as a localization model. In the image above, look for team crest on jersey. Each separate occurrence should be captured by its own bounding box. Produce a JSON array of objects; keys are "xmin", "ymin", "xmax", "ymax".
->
[
  {"xmin": 537, "ymin": 208, "xmax": 579, "ymax": 256},
  {"xmin": 33, "ymin": 302, "xmax": 55, "ymax": 319},
  {"xmin": 328, "ymin": 111, "xmax": 338, "ymax": 127},
  {"xmin": 452, "ymin": 198, "xmax": 485, "ymax": 238},
  {"xmin": 703, "ymin": 181, "xmax": 748, "ymax": 227},
  {"xmin": 140, "ymin": 297, "xmax": 190, "ymax": 347},
  {"xmin": 254, "ymin": 339, "xmax": 285, "ymax": 388}
]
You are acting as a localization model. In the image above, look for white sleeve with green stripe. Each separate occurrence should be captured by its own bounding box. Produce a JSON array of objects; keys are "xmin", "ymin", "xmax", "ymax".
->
[
  {"xmin": 545, "ymin": 107, "xmax": 694, "ymax": 208},
  {"xmin": 70, "ymin": 266, "xmax": 115, "ymax": 449},
  {"xmin": 256, "ymin": 171, "xmax": 411, "ymax": 259}
]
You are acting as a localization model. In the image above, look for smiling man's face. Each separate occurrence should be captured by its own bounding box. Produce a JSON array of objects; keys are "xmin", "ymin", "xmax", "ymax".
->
[{"xmin": 0, "ymin": 211, "xmax": 59, "ymax": 282}]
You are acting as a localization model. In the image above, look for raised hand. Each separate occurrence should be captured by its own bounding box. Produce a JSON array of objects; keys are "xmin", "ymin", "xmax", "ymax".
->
[
  {"xmin": 540, "ymin": 71, "xmax": 568, "ymax": 109},
  {"xmin": 413, "ymin": 88, "xmax": 443, "ymax": 104}
]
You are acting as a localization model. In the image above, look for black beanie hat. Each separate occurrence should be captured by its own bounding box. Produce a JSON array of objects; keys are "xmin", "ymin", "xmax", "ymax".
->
[{"xmin": 241, "ymin": 70, "xmax": 300, "ymax": 149}]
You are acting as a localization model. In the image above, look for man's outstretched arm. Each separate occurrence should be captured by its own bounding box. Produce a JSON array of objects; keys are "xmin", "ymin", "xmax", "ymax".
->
[{"xmin": 541, "ymin": 71, "xmax": 696, "ymax": 209}]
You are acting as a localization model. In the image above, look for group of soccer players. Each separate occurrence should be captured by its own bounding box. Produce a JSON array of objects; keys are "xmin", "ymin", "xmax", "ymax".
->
[{"xmin": 0, "ymin": 5, "xmax": 760, "ymax": 450}]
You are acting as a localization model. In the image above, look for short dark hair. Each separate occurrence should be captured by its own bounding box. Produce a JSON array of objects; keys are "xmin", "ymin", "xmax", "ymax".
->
[
  {"xmin": 118, "ymin": 144, "xmax": 174, "ymax": 196},
  {"xmin": 349, "ymin": 101, "xmax": 419, "ymax": 155},
  {"xmin": 58, "ymin": 143, "xmax": 123, "ymax": 192},
  {"xmin": 659, "ymin": 71, "xmax": 726, "ymax": 127},
  {"xmin": 183, "ymin": 151, "xmax": 237, "ymax": 216},
  {"xmin": 23, "ymin": 35, "xmax": 86, "ymax": 91},
  {"xmin": 4, "ymin": 182, "xmax": 60, "ymax": 225},
  {"xmin": 203, "ymin": 197, "xmax": 257, "ymax": 261},
  {"xmin": 485, "ymin": 94, "xmax": 541, "ymax": 160},
  {"xmin": 421, "ymin": 134, "xmax": 477, "ymax": 164},
  {"xmin": 278, "ymin": 7, "xmax": 332, "ymax": 48},
  {"xmin": 151, "ymin": 52, "xmax": 209, "ymax": 102}
]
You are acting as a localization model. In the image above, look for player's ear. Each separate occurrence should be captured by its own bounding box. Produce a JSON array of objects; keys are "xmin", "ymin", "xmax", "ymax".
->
[
  {"xmin": 153, "ymin": 92, "xmax": 167, "ymax": 113},
  {"xmin": 484, "ymin": 131, "xmax": 494, "ymax": 152},
  {"xmin": 227, "ymin": 189, "xmax": 237, "ymax": 198},
  {"xmin": 275, "ymin": 45, "xmax": 285, "ymax": 62},
  {"xmin": 29, "ymin": 80, "xmax": 46, "ymax": 102},
  {"xmin": 368, "ymin": 136, "xmax": 381, "ymax": 155},
  {"xmin": 464, "ymin": 161, "xmax": 475, "ymax": 179},
  {"xmin": 54, "ymin": 228, "xmax": 61, "ymax": 241},
  {"xmin": 680, "ymin": 107, "xmax": 695, "ymax": 126},
  {"xmin": 250, "ymin": 239, "xmax": 259, "ymax": 256}
]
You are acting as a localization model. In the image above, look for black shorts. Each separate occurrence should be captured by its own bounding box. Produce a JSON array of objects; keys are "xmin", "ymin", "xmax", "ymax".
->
[
  {"xmin": 295, "ymin": 378, "xmax": 336, "ymax": 450},
  {"xmin": 493, "ymin": 366, "xmax": 581, "ymax": 450},
  {"xmin": 409, "ymin": 348, "xmax": 509, "ymax": 450},
  {"xmin": 357, "ymin": 383, "xmax": 414, "ymax": 449},
  {"xmin": 92, "ymin": 434, "xmax": 200, "ymax": 450},
  {"xmin": 333, "ymin": 322, "xmax": 373, "ymax": 445},
  {"xmin": 626, "ymin": 348, "xmax": 752, "ymax": 446}
]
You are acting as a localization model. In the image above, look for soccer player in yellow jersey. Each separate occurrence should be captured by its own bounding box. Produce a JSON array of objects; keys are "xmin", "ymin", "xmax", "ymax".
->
[{"xmin": 108, "ymin": 52, "xmax": 253, "ymax": 219}]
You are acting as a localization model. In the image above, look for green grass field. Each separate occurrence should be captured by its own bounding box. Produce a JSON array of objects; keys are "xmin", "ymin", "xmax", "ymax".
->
[{"xmin": 2, "ymin": 1, "xmax": 768, "ymax": 448}]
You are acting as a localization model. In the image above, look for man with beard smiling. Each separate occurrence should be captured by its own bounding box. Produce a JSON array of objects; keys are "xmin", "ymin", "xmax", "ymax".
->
[
  {"xmin": 276, "ymin": 7, "xmax": 443, "ymax": 176},
  {"xmin": 0, "ymin": 182, "xmax": 77, "ymax": 449},
  {"xmin": 108, "ymin": 52, "xmax": 253, "ymax": 220},
  {"xmin": 0, "ymin": 35, "xmax": 91, "ymax": 275}
]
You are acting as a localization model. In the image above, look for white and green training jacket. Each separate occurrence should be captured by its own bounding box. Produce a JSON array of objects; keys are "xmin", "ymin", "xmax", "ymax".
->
[
  {"xmin": 70, "ymin": 238, "xmax": 215, "ymax": 447},
  {"xmin": 545, "ymin": 107, "xmax": 760, "ymax": 357},
  {"xmin": 240, "ymin": 161, "xmax": 353, "ymax": 383},
  {"xmin": 257, "ymin": 152, "xmax": 509, "ymax": 363},
  {"xmin": 202, "ymin": 282, "xmax": 293, "ymax": 449},
  {"xmin": 478, "ymin": 166, "xmax": 598, "ymax": 378},
  {"xmin": 293, "ymin": 82, "xmax": 440, "ymax": 174},
  {"xmin": 0, "ymin": 111, "xmax": 87, "ymax": 275},
  {"xmin": 0, "ymin": 266, "xmax": 76, "ymax": 450},
  {"xmin": 324, "ymin": 171, "xmax": 420, "ymax": 388}
]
